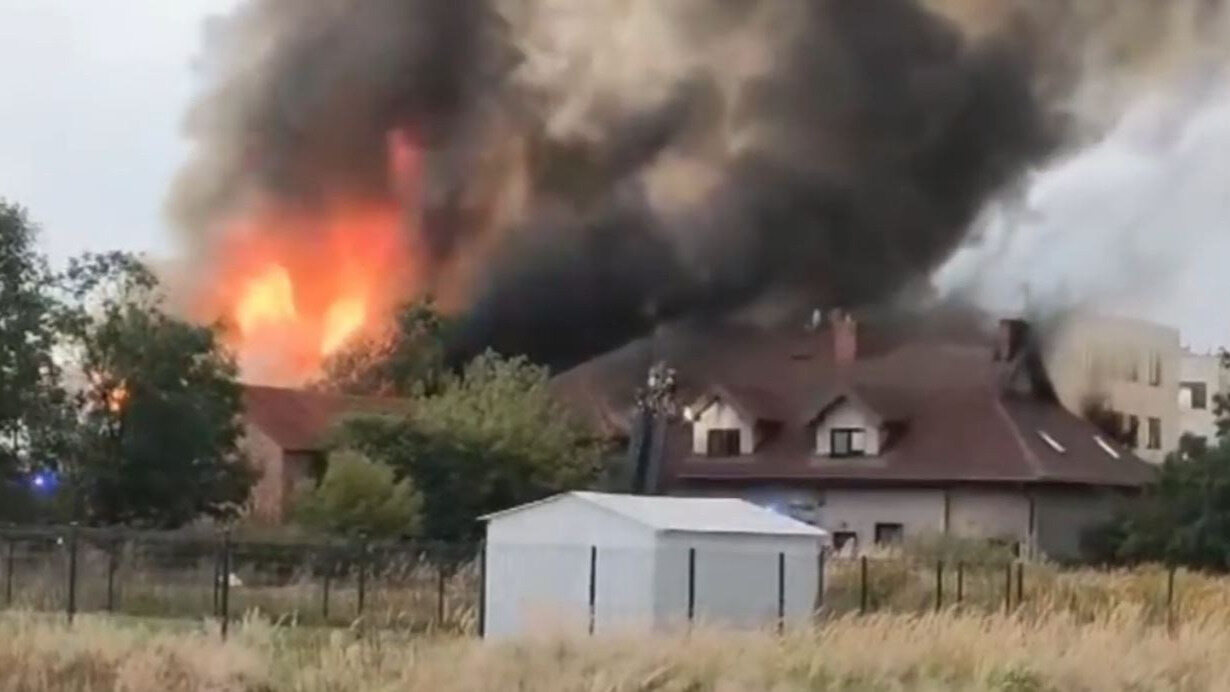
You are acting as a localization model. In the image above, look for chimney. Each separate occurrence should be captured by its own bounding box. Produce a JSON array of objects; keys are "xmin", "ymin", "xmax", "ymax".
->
[
  {"xmin": 831, "ymin": 309, "xmax": 858, "ymax": 365},
  {"xmin": 996, "ymin": 318, "xmax": 1029, "ymax": 362}
]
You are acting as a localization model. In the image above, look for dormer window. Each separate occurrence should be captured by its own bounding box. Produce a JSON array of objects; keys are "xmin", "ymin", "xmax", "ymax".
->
[
  {"xmin": 809, "ymin": 389, "xmax": 889, "ymax": 458},
  {"xmin": 707, "ymin": 429, "xmax": 742, "ymax": 456},
  {"xmin": 830, "ymin": 428, "xmax": 867, "ymax": 457}
]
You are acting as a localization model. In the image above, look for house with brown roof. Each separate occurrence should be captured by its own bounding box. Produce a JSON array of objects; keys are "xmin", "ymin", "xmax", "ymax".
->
[
  {"xmin": 241, "ymin": 385, "xmax": 411, "ymax": 523},
  {"xmin": 552, "ymin": 310, "xmax": 1157, "ymax": 560}
]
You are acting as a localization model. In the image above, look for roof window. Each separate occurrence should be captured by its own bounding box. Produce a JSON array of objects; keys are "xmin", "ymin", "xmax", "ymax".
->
[
  {"xmin": 1037, "ymin": 430, "xmax": 1066, "ymax": 454},
  {"xmin": 1094, "ymin": 435, "xmax": 1121, "ymax": 459}
]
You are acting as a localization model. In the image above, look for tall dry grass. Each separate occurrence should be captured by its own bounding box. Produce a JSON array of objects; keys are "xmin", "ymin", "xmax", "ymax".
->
[{"xmin": 7, "ymin": 573, "xmax": 1230, "ymax": 691}]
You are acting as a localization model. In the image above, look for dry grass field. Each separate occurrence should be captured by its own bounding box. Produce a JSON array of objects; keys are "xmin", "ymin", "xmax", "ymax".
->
[
  {"xmin": 2, "ymin": 606, "xmax": 1229, "ymax": 691},
  {"xmin": 5, "ymin": 565, "xmax": 1230, "ymax": 691}
]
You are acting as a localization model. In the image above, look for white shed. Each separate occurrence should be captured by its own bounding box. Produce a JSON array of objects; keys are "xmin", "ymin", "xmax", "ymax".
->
[{"xmin": 480, "ymin": 491, "xmax": 826, "ymax": 637}]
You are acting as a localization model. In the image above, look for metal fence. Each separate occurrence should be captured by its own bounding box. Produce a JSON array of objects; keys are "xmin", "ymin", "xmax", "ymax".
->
[
  {"xmin": 0, "ymin": 527, "xmax": 1191, "ymax": 638},
  {"xmin": 0, "ymin": 525, "xmax": 481, "ymax": 637}
]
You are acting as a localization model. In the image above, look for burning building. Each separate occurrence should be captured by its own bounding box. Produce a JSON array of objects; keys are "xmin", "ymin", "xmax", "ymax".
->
[
  {"xmin": 551, "ymin": 310, "xmax": 1155, "ymax": 559},
  {"xmin": 166, "ymin": 0, "xmax": 1229, "ymax": 391},
  {"xmin": 170, "ymin": 0, "xmax": 1059, "ymax": 381}
]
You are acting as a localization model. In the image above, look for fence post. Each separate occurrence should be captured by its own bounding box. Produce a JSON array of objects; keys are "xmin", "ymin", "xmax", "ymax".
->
[
  {"xmin": 66, "ymin": 523, "xmax": 79, "ymax": 624},
  {"xmin": 1166, "ymin": 565, "xmax": 1176, "ymax": 634},
  {"xmin": 321, "ymin": 548, "xmax": 332, "ymax": 623},
  {"xmin": 859, "ymin": 556, "xmax": 868, "ymax": 615},
  {"xmin": 436, "ymin": 555, "xmax": 447, "ymax": 629},
  {"xmin": 476, "ymin": 540, "xmax": 487, "ymax": 638},
  {"xmin": 777, "ymin": 552, "xmax": 786, "ymax": 635},
  {"xmin": 105, "ymin": 536, "xmax": 119, "ymax": 612},
  {"xmin": 211, "ymin": 538, "xmax": 221, "ymax": 617},
  {"xmin": 220, "ymin": 530, "xmax": 232, "ymax": 640},
  {"xmin": 814, "ymin": 547, "xmax": 825, "ymax": 615},
  {"xmin": 686, "ymin": 547, "xmax": 697, "ymax": 626},
  {"xmin": 1015, "ymin": 562, "xmax": 1024, "ymax": 608},
  {"xmin": 4, "ymin": 537, "xmax": 13, "ymax": 608},
  {"xmin": 935, "ymin": 561, "xmax": 944, "ymax": 612},
  {"xmin": 1003, "ymin": 562, "xmax": 1012, "ymax": 613},
  {"xmin": 956, "ymin": 562, "xmax": 964, "ymax": 605},
  {"xmin": 356, "ymin": 535, "xmax": 368, "ymax": 618},
  {"xmin": 588, "ymin": 546, "xmax": 598, "ymax": 635}
]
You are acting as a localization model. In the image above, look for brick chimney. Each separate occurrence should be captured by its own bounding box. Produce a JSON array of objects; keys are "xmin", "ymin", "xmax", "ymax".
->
[
  {"xmin": 831, "ymin": 309, "xmax": 858, "ymax": 365},
  {"xmin": 996, "ymin": 318, "xmax": 1029, "ymax": 362}
]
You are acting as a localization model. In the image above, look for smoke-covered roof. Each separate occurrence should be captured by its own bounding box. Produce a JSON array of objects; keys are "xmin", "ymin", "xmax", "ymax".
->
[{"xmin": 552, "ymin": 314, "xmax": 1156, "ymax": 488}]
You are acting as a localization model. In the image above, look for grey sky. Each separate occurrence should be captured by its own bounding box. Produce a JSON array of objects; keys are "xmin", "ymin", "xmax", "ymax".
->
[
  {"xmin": 0, "ymin": 0, "xmax": 238, "ymax": 264},
  {"xmin": 936, "ymin": 77, "xmax": 1230, "ymax": 351},
  {"xmin": 1, "ymin": 1, "xmax": 1225, "ymax": 350}
]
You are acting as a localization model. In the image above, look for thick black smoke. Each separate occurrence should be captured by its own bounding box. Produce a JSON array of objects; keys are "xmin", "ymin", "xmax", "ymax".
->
[{"xmin": 173, "ymin": 0, "xmax": 1051, "ymax": 370}]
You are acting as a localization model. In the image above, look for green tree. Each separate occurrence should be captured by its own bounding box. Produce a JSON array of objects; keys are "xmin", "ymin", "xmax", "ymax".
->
[
  {"xmin": 1085, "ymin": 433, "xmax": 1230, "ymax": 570},
  {"xmin": 294, "ymin": 449, "xmax": 423, "ymax": 538},
  {"xmin": 0, "ymin": 202, "xmax": 72, "ymax": 522},
  {"xmin": 58, "ymin": 252, "xmax": 254, "ymax": 527},
  {"xmin": 319, "ymin": 298, "xmax": 449, "ymax": 397},
  {"xmin": 338, "ymin": 351, "xmax": 607, "ymax": 540},
  {"xmin": 1215, "ymin": 349, "xmax": 1230, "ymax": 440}
]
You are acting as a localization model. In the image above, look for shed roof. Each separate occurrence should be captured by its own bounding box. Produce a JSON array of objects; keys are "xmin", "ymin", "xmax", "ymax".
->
[{"xmin": 483, "ymin": 491, "xmax": 826, "ymax": 537}]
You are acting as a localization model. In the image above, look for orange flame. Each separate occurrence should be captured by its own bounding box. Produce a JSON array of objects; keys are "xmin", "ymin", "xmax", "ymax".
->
[
  {"xmin": 215, "ymin": 201, "xmax": 413, "ymax": 384},
  {"xmin": 235, "ymin": 265, "xmax": 296, "ymax": 336},
  {"xmin": 202, "ymin": 128, "xmax": 424, "ymax": 385},
  {"xmin": 107, "ymin": 383, "xmax": 129, "ymax": 414}
]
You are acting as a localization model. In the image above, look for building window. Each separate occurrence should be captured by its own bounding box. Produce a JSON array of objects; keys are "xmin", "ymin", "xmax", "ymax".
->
[
  {"xmin": 1147, "ymin": 417, "xmax": 1162, "ymax": 450},
  {"xmin": 1127, "ymin": 415, "xmax": 1140, "ymax": 447},
  {"xmin": 830, "ymin": 428, "xmax": 867, "ymax": 457},
  {"xmin": 1181, "ymin": 382, "xmax": 1208, "ymax": 410},
  {"xmin": 1126, "ymin": 350, "xmax": 1140, "ymax": 382},
  {"xmin": 832, "ymin": 531, "xmax": 858, "ymax": 555},
  {"xmin": 1149, "ymin": 353, "xmax": 1163, "ymax": 386},
  {"xmin": 874, "ymin": 523, "xmax": 904, "ymax": 545},
  {"xmin": 706, "ymin": 428, "xmax": 742, "ymax": 456}
]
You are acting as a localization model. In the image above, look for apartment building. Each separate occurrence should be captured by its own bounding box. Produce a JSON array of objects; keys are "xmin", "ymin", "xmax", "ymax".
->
[
  {"xmin": 1179, "ymin": 350, "xmax": 1228, "ymax": 447},
  {"xmin": 1042, "ymin": 312, "xmax": 1182, "ymax": 463}
]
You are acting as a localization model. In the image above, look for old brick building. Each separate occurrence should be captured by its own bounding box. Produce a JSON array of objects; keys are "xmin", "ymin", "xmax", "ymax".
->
[{"xmin": 240, "ymin": 385, "xmax": 410, "ymax": 523}]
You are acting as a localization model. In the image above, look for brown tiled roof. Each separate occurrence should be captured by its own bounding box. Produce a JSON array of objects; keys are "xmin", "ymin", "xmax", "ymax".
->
[
  {"xmin": 551, "ymin": 318, "xmax": 1156, "ymax": 489},
  {"xmin": 242, "ymin": 385, "xmax": 411, "ymax": 452}
]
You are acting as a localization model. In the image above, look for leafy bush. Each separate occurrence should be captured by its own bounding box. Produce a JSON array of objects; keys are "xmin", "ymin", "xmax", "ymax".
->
[
  {"xmin": 294, "ymin": 450, "xmax": 423, "ymax": 539},
  {"xmin": 338, "ymin": 351, "xmax": 607, "ymax": 540}
]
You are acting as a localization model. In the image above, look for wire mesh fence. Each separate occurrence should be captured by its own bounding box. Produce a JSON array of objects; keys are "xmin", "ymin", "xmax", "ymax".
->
[
  {"xmin": 0, "ymin": 525, "xmax": 480, "ymax": 635},
  {"xmin": 0, "ymin": 526, "xmax": 1191, "ymax": 638}
]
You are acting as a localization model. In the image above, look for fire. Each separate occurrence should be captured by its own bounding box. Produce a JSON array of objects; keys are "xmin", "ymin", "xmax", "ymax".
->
[
  {"xmin": 321, "ymin": 296, "xmax": 368, "ymax": 356},
  {"xmin": 107, "ymin": 383, "xmax": 129, "ymax": 414},
  {"xmin": 215, "ymin": 200, "xmax": 413, "ymax": 384},
  {"xmin": 235, "ymin": 265, "xmax": 296, "ymax": 335}
]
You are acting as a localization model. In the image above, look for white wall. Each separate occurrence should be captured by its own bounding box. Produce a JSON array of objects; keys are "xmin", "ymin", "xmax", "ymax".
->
[
  {"xmin": 1033, "ymin": 489, "xmax": 1121, "ymax": 560},
  {"xmin": 691, "ymin": 400, "xmax": 756, "ymax": 455},
  {"xmin": 1045, "ymin": 312, "xmax": 1182, "ymax": 462},
  {"xmin": 814, "ymin": 400, "xmax": 882, "ymax": 456},
  {"xmin": 1179, "ymin": 351, "xmax": 1224, "ymax": 445},
  {"xmin": 653, "ymin": 532, "xmax": 820, "ymax": 630},
  {"xmin": 948, "ymin": 489, "xmax": 1030, "ymax": 543},
  {"xmin": 485, "ymin": 496, "xmax": 657, "ymax": 637},
  {"xmin": 485, "ymin": 496, "xmax": 823, "ymax": 637},
  {"xmin": 818, "ymin": 489, "xmax": 945, "ymax": 547}
]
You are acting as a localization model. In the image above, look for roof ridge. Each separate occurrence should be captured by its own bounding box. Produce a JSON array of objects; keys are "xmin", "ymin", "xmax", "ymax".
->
[{"xmin": 991, "ymin": 392, "xmax": 1046, "ymax": 480}]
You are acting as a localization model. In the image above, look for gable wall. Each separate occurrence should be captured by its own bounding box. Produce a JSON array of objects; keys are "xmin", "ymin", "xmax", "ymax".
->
[
  {"xmin": 692, "ymin": 400, "xmax": 757, "ymax": 455},
  {"xmin": 815, "ymin": 400, "xmax": 882, "ymax": 456},
  {"xmin": 243, "ymin": 423, "xmax": 287, "ymax": 524}
]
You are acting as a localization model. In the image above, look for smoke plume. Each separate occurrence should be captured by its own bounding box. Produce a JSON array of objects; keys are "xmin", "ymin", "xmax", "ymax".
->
[
  {"xmin": 181, "ymin": 0, "xmax": 1221, "ymax": 371},
  {"xmin": 932, "ymin": 0, "xmax": 1230, "ymax": 349}
]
